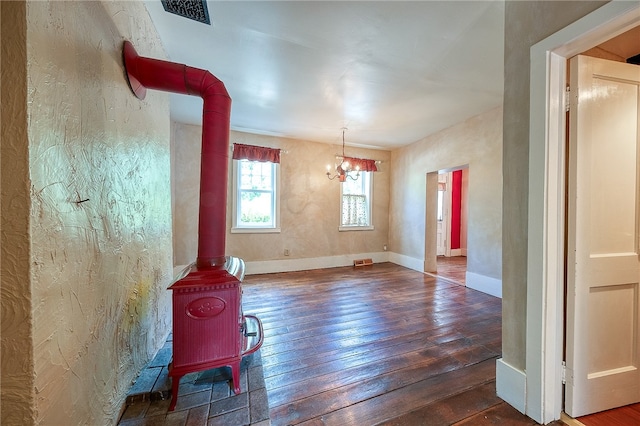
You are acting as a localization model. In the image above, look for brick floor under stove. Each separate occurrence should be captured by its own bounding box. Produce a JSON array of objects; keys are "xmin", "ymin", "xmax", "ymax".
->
[{"xmin": 117, "ymin": 334, "xmax": 270, "ymax": 426}]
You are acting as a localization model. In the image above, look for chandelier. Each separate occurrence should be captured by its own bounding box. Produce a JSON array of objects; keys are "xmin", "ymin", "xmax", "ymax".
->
[{"xmin": 326, "ymin": 128, "xmax": 360, "ymax": 182}]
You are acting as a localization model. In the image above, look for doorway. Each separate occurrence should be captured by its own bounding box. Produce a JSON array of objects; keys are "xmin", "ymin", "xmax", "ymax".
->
[
  {"xmin": 524, "ymin": 2, "xmax": 640, "ymax": 423},
  {"xmin": 436, "ymin": 169, "xmax": 468, "ymax": 257},
  {"xmin": 432, "ymin": 167, "xmax": 468, "ymax": 284},
  {"xmin": 564, "ymin": 54, "xmax": 640, "ymax": 419}
]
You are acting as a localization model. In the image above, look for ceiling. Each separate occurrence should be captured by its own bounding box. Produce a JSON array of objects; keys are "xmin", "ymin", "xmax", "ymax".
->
[
  {"xmin": 585, "ymin": 25, "xmax": 640, "ymax": 61},
  {"xmin": 143, "ymin": 1, "xmax": 505, "ymax": 149}
]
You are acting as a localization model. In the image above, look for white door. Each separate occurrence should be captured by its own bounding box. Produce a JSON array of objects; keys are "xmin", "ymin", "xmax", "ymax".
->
[
  {"xmin": 565, "ymin": 55, "xmax": 640, "ymax": 417},
  {"xmin": 436, "ymin": 173, "xmax": 449, "ymax": 256}
]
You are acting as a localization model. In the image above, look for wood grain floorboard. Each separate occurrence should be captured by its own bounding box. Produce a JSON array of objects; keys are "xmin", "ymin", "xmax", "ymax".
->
[
  {"xmin": 434, "ymin": 256, "xmax": 468, "ymax": 285},
  {"xmin": 577, "ymin": 403, "xmax": 640, "ymax": 426},
  {"xmin": 376, "ymin": 380, "xmax": 503, "ymax": 426},
  {"xmin": 241, "ymin": 262, "xmax": 536, "ymax": 426}
]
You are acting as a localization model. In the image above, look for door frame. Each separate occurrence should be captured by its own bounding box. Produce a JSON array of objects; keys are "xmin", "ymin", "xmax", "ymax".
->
[
  {"xmin": 526, "ymin": 1, "xmax": 640, "ymax": 423},
  {"xmin": 425, "ymin": 165, "xmax": 469, "ymax": 274}
]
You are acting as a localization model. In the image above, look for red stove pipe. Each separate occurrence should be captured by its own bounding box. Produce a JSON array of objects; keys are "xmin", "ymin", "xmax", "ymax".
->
[{"xmin": 123, "ymin": 41, "xmax": 230, "ymax": 269}]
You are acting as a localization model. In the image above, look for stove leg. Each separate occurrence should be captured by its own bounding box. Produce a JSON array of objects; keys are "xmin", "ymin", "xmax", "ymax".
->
[
  {"xmin": 230, "ymin": 361, "xmax": 241, "ymax": 394},
  {"xmin": 169, "ymin": 374, "xmax": 181, "ymax": 411}
]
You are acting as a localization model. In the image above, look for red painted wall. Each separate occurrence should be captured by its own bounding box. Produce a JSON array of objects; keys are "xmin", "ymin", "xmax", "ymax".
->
[{"xmin": 450, "ymin": 170, "xmax": 462, "ymax": 249}]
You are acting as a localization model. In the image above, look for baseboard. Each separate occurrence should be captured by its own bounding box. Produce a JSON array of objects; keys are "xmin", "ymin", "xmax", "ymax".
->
[
  {"xmin": 496, "ymin": 358, "xmax": 527, "ymax": 414},
  {"xmin": 466, "ymin": 271, "xmax": 502, "ymax": 298},
  {"xmin": 245, "ymin": 255, "xmax": 503, "ymax": 302},
  {"xmin": 244, "ymin": 252, "xmax": 391, "ymax": 275},
  {"xmin": 450, "ymin": 249, "xmax": 462, "ymax": 256},
  {"xmin": 387, "ymin": 252, "xmax": 424, "ymax": 273}
]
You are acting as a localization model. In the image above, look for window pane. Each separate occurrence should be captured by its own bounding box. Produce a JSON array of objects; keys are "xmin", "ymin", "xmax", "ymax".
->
[
  {"xmin": 341, "ymin": 194, "xmax": 368, "ymax": 226},
  {"xmin": 239, "ymin": 191, "xmax": 273, "ymax": 226},
  {"xmin": 240, "ymin": 161, "xmax": 273, "ymax": 191},
  {"xmin": 342, "ymin": 172, "xmax": 365, "ymax": 195}
]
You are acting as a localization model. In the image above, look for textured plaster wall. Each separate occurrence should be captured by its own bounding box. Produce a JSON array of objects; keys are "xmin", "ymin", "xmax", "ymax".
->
[
  {"xmin": 171, "ymin": 124, "xmax": 391, "ymax": 266},
  {"xmin": 502, "ymin": 0, "xmax": 607, "ymax": 371},
  {"xmin": 1, "ymin": 1, "xmax": 35, "ymax": 423},
  {"xmin": 1, "ymin": 1, "xmax": 173, "ymax": 424},
  {"xmin": 389, "ymin": 107, "xmax": 503, "ymax": 280},
  {"xmin": 171, "ymin": 122, "xmax": 200, "ymax": 266}
]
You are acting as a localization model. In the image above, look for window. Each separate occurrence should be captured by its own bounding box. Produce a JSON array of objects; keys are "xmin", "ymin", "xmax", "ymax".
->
[
  {"xmin": 340, "ymin": 171, "xmax": 373, "ymax": 230},
  {"xmin": 232, "ymin": 159, "xmax": 280, "ymax": 233}
]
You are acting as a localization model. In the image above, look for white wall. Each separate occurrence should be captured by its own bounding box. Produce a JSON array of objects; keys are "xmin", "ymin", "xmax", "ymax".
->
[
  {"xmin": 1, "ymin": 1, "xmax": 174, "ymax": 424},
  {"xmin": 172, "ymin": 108, "xmax": 503, "ymax": 292},
  {"xmin": 389, "ymin": 107, "xmax": 503, "ymax": 290},
  {"xmin": 171, "ymin": 125, "xmax": 392, "ymax": 272},
  {"xmin": 501, "ymin": 0, "xmax": 607, "ymax": 373},
  {"xmin": 1, "ymin": 2, "xmax": 34, "ymax": 422}
]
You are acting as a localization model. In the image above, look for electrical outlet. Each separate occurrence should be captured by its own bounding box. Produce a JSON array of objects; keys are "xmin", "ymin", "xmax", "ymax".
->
[{"xmin": 284, "ymin": 249, "xmax": 290, "ymax": 256}]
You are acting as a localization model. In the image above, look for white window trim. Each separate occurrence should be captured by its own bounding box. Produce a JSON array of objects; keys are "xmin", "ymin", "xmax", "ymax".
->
[
  {"xmin": 339, "ymin": 171, "xmax": 374, "ymax": 231},
  {"xmin": 339, "ymin": 225, "xmax": 375, "ymax": 232},
  {"xmin": 231, "ymin": 159, "xmax": 281, "ymax": 234}
]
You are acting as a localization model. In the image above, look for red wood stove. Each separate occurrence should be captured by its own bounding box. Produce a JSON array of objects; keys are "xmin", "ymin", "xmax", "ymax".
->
[
  {"xmin": 168, "ymin": 257, "xmax": 263, "ymax": 411},
  {"xmin": 122, "ymin": 42, "xmax": 263, "ymax": 412}
]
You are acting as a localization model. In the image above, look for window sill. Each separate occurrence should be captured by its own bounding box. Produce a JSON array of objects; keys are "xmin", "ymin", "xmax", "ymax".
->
[
  {"xmin": 231, "ymin": 227, "xmax": 281, "ymax": 234},
  {"xmin": 339, "ymin": 225, "xmax": 375, "ymax": 232}
]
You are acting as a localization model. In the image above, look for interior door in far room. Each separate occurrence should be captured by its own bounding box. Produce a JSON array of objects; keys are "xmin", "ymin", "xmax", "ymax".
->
[
  {"xmin": 437, "ymin": 172, "xmax": 450, "ymax": 256},
  {"xmin": 565, "ymin": 55, "xmax": 640, "ymax": 418}
]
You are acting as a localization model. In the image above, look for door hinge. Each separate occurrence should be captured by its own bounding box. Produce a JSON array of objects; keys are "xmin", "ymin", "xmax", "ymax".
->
[
  {"xmin": 562, "ymin": 360, "xmax": 567, "ymax": 385},
  {"xmin": 565, "ymin": 86, "xmax": 571, "ymax": 112}
]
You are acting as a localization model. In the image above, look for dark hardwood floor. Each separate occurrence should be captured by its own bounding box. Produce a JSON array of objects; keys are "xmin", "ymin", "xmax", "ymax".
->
[
  {"xmin": 433, "ymin": 255, "xmax": 467, "ymax": 285},
  {"xmin": 242, "ymin": 262, "xmax": 562, "ymax": 425}
]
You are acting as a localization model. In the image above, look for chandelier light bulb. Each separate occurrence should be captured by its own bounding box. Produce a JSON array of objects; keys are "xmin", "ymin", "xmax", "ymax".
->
[{"xmin": 326, "ymin": 128, "xmax": 360, "ymax": 182}]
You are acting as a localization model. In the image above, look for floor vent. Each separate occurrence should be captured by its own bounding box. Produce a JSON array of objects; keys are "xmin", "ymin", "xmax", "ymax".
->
[
  {"xmin": 161, "ymin": 0, "xmax": 211, "ymax": 25},
  {"xmin": 354, "ymin": 258, "xmax": 373, "ymax": 267}
]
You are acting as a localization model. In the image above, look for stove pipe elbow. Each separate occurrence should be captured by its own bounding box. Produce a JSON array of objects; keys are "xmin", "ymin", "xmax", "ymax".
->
[{"xmin": 123, "ymin": 41, "xmax": 230, "ymax": 269}]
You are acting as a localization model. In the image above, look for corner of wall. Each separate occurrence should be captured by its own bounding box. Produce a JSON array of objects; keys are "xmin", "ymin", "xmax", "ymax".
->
[
  {"xmin": 388, "ymin": 252, "xmax": 424, "ymax": 273},
  {"xmin": 245, "ymin": 252, "xmax": 390, "ymax": 275},
  {"xmin": 24, "ymin": 2, "xmax": 173, "ymax": 423},
  {"xmin": 496, "ymin": 358, "xmax": 527, "ymax": 414},
  {"xmin": 1, "ymin": 1, "xmax": 37, "ymax": 424},
  {"xmin": 465, "ymin": 271, "xmax": 502, "ymax": 298}
]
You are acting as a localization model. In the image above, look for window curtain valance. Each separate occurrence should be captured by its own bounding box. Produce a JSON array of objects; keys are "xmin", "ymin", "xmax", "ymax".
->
[
  {"xmin": 343, "ymin": 156, "xmax": 378, "ymax": 172},
  {"xmin": 232, "ymin": 143, "xmax": 281, "ymax": 163}
]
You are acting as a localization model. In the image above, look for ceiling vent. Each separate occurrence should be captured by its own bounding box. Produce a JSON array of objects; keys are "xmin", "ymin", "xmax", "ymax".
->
[{"xmin": 161, "ymin": 0, "xmax": 210, "ymax": 25}]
